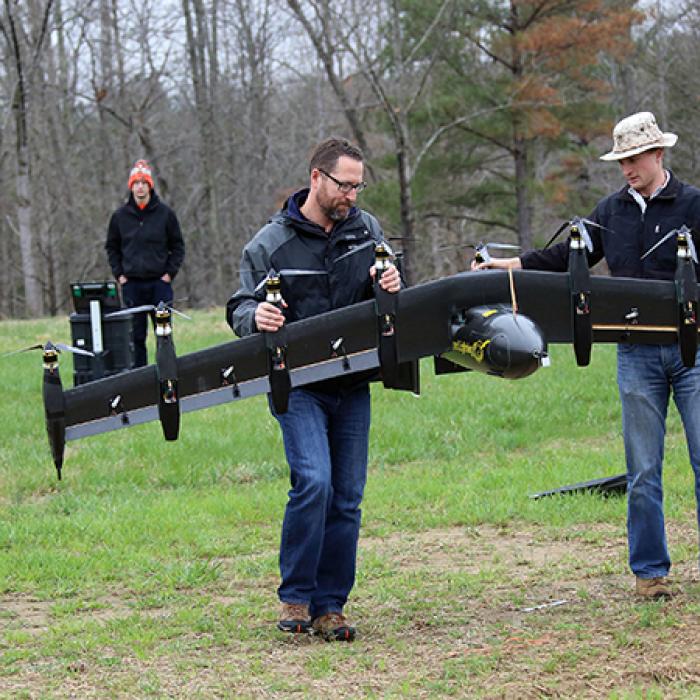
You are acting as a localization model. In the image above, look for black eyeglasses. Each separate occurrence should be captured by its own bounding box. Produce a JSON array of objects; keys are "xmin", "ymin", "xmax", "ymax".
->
[{"xmin": 318, "ymin": 168, "xmax": 367, "ymax": 194}]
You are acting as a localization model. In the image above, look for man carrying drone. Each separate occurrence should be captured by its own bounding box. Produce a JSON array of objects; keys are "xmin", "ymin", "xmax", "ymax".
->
[
  {"xmin": 106, "ymin": 159, "xmax": 185, "ymax": 367},
  {"xmin": 475, "ymin": 112, "xmax": 700, "ymax": 599},
  {"xmin": 227, "ymin": 138, "xmax": 401, "ymax": 640}
]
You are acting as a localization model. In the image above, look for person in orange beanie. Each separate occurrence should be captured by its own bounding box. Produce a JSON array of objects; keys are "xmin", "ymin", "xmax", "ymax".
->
[{"xmin": 106, "ymin": 159, "xmax": 185, "ymax": 366}]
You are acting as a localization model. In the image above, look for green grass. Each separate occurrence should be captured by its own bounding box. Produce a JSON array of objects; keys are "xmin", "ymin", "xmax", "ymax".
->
[{"xmin": 1, "ymin": 310, "xmax": 700, "ymax": 698}]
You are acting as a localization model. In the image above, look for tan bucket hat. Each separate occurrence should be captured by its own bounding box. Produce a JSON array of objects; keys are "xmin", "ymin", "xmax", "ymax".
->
[{"xmin": 600, "ymin": 111, "xmax": 677, "ymax": 161}]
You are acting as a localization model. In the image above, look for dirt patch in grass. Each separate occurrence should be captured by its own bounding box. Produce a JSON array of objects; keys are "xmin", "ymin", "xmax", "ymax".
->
[
  {"xmin": 2, "ymin": 522, "xmax": 700, "ymax": 699},
  {"xmin": 0, "ymin": 593, "xmax": 169, "ymax": 637}
]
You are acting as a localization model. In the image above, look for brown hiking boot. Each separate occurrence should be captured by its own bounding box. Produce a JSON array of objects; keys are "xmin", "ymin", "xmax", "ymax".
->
[
  {"xmin": 277, "ymin": 603, "xmax": 311, "ymax": 633},
  {"xmin": 312, "ymin": 612, "xmax": 356, "ymax": 642},
  {"xmin": 635, "ymin": 576, "xmax": 672, "ymax": 599}
]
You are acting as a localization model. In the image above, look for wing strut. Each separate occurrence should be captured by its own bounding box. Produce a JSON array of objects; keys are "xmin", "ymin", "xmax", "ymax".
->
[
  {"xmin": 155, "ymin": 304, "xmax": 180, "ymax": 440},
  {"xmin": 673, "ymin": 227, "xmax": 698, "ymax": 366},
  {"xmin": 568, "ymin": 221, "xmax": 593, "ymax": 366},
  {"xmin": 374, "ymin": 244, "xmax": 399, "ymax": 387},
  {"xmin": 264, "ymin": 276, "xmax": 292, "ymax": 413},
  {"xmin": 42, "ymin": 344, "xmax": 66, "ymax": 479}
]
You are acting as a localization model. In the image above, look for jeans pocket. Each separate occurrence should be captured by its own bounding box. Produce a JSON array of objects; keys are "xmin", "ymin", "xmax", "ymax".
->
[{"xmin": 617, "ymin": 343, "xmax": 637, "ymax": 354}]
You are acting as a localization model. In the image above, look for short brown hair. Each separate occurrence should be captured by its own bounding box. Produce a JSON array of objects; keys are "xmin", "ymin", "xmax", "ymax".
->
[{"xmin": 308, "ymin": 137, "xmax": 363, "ymax": 174}]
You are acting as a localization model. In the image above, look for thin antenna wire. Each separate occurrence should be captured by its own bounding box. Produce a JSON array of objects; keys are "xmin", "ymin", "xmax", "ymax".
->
[{"xmin": 508, "ymin": 268, "xmax": 518, "ymax": 316}]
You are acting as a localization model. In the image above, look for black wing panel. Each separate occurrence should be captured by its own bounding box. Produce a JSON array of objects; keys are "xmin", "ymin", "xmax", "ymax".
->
[
  {"xmin": 63, "ymin": 303, "xmax": 382, "ymax": 439},
  {"xmin": 62, "ymin": 271, "xmax": 693, "ymax": 442}
]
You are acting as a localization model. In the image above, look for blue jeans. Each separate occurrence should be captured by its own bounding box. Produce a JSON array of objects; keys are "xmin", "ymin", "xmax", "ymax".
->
[
  {"xmin": 617, "ymin": 344, "xmax": 700, "ymax": 578},
  {"xmin": 122, "ymin": 278, "xmax": 173, "ymax": 366},
  {"xmin": 270, "ymin": 386, "xmax": 370, "ymax": 619}
]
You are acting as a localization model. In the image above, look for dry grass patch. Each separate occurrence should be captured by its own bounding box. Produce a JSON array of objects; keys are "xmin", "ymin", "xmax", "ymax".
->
[{"xmin": 2, "ymin": 521, "xmax": 700, "ymax": 699}]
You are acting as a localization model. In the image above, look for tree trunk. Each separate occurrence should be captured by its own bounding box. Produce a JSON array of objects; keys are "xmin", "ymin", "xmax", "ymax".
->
[
  {"xmin": 513, "ymin": 135, "xmax": 533, "ymax": 251},
  {"xmin": 16, "ymin": 149, "xmax": 42, "ymax": 316},
  {"xmin": 96, "ymin": 0, "xmax": 114, "ymax": 206},
  {"xmin": 183, "ymin": 0, "xmax": 223, "ymax": 297},
  {"xmin": 7, "ymin": 3, "xmax": 43, "ymax": 316},
  {"xmin": 509, "ymin": 1, "xmax": 532, "ymax": 250},
  {"xmin": 396, "ymin": 143, "xmax": 415, "ymax": 284}
]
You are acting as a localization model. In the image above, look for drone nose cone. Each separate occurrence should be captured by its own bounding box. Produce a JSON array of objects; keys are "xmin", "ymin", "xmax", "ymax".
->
[{"xmin": 492, "ymin": 315, "xmax": 548, "ymax": 379}]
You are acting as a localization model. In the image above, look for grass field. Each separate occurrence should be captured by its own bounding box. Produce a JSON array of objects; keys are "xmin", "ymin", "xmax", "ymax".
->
[{"xmin": 1, "ymin": 310, "xmax": 700, "ymax": 699}]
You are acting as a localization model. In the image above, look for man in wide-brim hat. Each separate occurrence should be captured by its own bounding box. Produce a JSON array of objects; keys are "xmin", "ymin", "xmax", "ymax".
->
[
  {"xmin": 474, "ymin": 111, "xmax": 700, "ymax": 600},
  {"xmin": 600, "ymin": 111, "xmax": 678, "ymax": 161}
]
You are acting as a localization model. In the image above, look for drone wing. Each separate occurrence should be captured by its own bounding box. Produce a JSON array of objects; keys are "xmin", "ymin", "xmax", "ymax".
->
[
  {"xmin": 44, "ymin": 270, "xmax": 692, "ymax": 478},
  {"xmin": 63, "ymin": 270, "xmax": 682, "ymax": 434}
]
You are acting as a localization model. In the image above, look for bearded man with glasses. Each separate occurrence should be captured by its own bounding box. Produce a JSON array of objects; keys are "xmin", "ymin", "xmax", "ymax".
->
[{"xmin": 227, "ymin": 137, "xmax": 401, "ymax": 641}]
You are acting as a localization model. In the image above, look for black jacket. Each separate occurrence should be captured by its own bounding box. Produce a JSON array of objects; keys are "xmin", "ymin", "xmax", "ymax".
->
[
  {"xmin": 521, "ymin": 171, "xmax": 700, "ymax": 279},
  {"xmin": 106, "ymin": 192, "xmax": 185, "ymax": 280},
  {"xmin": 227, "ymin": 189, "xmax": 388, "ymax": 337}
]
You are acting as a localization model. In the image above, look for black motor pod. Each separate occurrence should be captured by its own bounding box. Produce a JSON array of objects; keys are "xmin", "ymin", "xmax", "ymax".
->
[
  {"xmin": 264, "ymin": 276, "xmax": 291, "ymax": 414},
  {"xmin": 155, "ymin": 305, "xmax": 180, "ymax": 440},
  {"xmin": 374, "ymin": 244, "xmax": 399, "ymax": 387},
  {"xmin": 441, "ymin": 305, "xmax": 548, "ymax": 379},
  {"xmin": 675, "ymin": 234, "xmax": 698, "ymax": 367},
  {"xmin": 568, "ymin": 225, "xmax": 592, "ymax": 366},
  {"xmin": 42, "ymin": 345, "xmax": 66, "ymax": 479}
]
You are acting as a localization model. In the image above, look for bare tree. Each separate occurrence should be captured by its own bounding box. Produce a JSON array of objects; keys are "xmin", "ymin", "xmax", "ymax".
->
[
  {"xmin": 287, "ymin": 0, "xmax": 480, "ymax": 282},
  {"xmin": 286, "ymin": 0, "xmax": 371, "ymax": 158},
  {"xmin": 1, "ymin": 0, "xmax": 54, "ymax": 316},
  {"xmin": 182, "ymin": 0, "xmax": 225, "ymax": 295}
]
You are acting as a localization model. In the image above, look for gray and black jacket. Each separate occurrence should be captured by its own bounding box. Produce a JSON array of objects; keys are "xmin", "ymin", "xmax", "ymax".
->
[{"xmin": 227, "ymin": 189, "xmax": 389, "ymax": 338}]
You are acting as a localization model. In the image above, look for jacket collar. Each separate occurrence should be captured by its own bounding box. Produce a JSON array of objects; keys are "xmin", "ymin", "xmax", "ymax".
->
[
  {"xmin": 276, "ymin": 188, "xmax": 362, "ymax": 237},
  {"xmin": 614, "ymin": 170, "xmax": 681, "ymax": 202}
]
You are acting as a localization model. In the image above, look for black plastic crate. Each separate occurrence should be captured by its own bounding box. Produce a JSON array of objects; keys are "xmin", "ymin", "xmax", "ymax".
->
[
  {"xmin": 70, "ymin": 313, "xmax": 134, "ymax": 384},
  {"xmin": 72, "ymin": 369, "xmax": 130, "ymax": 387},
  {"xmin": 69, "ymin": 280, "xmax": 121, "ymax": 314}
]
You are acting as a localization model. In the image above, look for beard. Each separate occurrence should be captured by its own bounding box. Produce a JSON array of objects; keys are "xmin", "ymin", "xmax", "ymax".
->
[
  {"xmin": 325, "ymin": 206, "xmax": 348, "ymax": 222},
  {"xmin": 320, "ymin": 200, "xmax": 352, "ymax": 222},
  {"xmin": 318, "ymin": 188, "xmax": 352, "ymax": 222}
]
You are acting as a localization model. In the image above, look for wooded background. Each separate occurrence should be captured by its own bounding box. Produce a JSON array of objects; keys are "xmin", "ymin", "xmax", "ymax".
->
[{"xmin": 1, "ymin": 0, "xmax": 697, "ymax": 317}]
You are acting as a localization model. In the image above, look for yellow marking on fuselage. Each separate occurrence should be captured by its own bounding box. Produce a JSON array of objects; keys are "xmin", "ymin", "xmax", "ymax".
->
[{"xmin": 453, "ymin": 338, "xmax": 491, "ymax": 363}]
